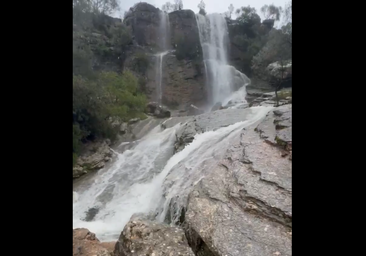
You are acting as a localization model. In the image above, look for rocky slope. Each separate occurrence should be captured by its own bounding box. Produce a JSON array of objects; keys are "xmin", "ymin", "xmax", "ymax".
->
[
  {"xmin": 73, "ymin": 102, "xmax": 292, "ymax": 256},
  {"xmin": 184, "ymin": 105, "xmax": 292, "ymax": 256}
]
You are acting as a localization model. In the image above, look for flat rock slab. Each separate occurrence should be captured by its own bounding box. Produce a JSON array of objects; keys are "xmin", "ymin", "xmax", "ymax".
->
[
  {"xmin": 185, "ymin": 104, "xmax": 292, "ymax": 256},
  {"xmin": 174, "ymin": 108, "xmax": 264, "ymax": 152}
]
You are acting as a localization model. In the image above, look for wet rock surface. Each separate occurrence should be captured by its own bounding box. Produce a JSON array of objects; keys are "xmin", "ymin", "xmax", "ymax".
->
[
  {"xmin": 73, "ymin": 140, "xmax": 114, "ymax": 179},
  {"xmin": 248, "ymin": 88, "xmax": 292, "ymax": 107},
  {"xmin": 73, "ymin": 228, "xmax": 113, "ymax": 256},
  {"xmin": 114, "ymin": 215, "xmax": 195, "ymax": 256},
  {"xmin": 174, "ymin": 107, "xmax": 263, "ymax": 152},
  {"xmin": 184, "ymin": 104, "xmax": 292, "ymax": 256}
]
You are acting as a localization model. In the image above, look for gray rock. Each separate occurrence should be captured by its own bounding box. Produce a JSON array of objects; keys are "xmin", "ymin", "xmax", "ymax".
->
[
  {"xmin": 114, "ymin": 215, "xmax": 195, "ymax": 256},
  {"xmin": 146, "ymin": 102, "xmax": 171, "ymax": 118},
  {"xmin": 174, "ymin": 108, "xmax": 261, "ymax": 152},
  {"xmin": 182, "ymin": 105, "xmax": 292, "ymax": 256},
  {"xmin": 120, "ymin": 122, "xmax": 128, "ymax": 134},
  {"xmin": 73, "ymin": 140, "xmax": 114, "ymax": 179}
]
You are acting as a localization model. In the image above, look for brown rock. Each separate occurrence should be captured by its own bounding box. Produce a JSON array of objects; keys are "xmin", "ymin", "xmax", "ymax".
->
[
  {"xmin": 101, "ymin": 242, "xmax": 117, "ymax": 256},
  {"xmin": 114, "ymin": 215, "xmax": 195, "ymax": 256},
  {"xmin": 73, "ymin": 228, "xmax": 112, "ymax": 256}
]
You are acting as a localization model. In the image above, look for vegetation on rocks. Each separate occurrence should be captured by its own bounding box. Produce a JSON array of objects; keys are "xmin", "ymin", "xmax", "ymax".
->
[{"xmin": 73, "ymin": 0, "xmax": 146, "ymax": 166}]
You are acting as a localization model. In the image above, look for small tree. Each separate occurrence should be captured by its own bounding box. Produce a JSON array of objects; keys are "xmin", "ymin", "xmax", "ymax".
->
[
  {"xmin": 260, "ymin": 4, "xmax": 282, "ymax": 21},
  {"xmin": 89, "ymin": 0, "xmax": 120, "ymax": 15},
  {"xmin": 235, "ymin": 6, "xmax": 261, "ymax": 26},
  {"xmin": 198, "ymin": 0, "xmax": 206, "ymax": 15},
  {"xmin": 269, "ymin": 60, "xmax": 286, "ymax": 107},
  {"xmin": 162, "ymin": 2, "xmax": 175, "ymax": 13},
  {"xmin": 228, "ymin": 4, "xmax": 234, "ymax": 19},
  {"xmin": 174, "ymin": 0, "xmax": 183, "ymax": 10},
  {"xmin": 283, "ymin": 1, "xmax": 292, "ymax": 23}
]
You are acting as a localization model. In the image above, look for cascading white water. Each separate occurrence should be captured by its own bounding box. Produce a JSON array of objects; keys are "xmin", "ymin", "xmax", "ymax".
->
[
  {"xmin": 155, "ymin": 51, "xmax": 170, "ymax": 104},
  {"xmin": 73, "ymin": 124, "xmax": 179, "ymax": 241},
  {"xmin": 155, "ymin": 11, "xmax": 171, "ymax": 104},
  {"xmin": 154, "ymin": 106, "xmax": 274, "ymax": 223},
  {"xmin": 73, "ymin": 106, "xmax": 273, "ymax": 242},
  {"xmin": 196, "ymin": 13, "xmax": 251, "ymax": 107}
]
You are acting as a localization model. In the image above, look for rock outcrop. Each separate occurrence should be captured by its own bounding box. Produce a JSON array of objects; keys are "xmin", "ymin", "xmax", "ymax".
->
[
  {"xmin": 73, "ymin": 228, "xmax": 114, "ymax": 256},
  {"xmin": 146, "ymin": 102, "xmax": 171, "ymax": 118},
  {"xmin": 73, "ymin": 13, "xmax": 127, "ymax": 73},
  {"xmin": 123, "ymin": 3, "xmax": 161, "ymax": 48},
  {"xmin": 174, "ymin": 107, "xmax": 263, "ymax": 152},
  {"xmin": 184, "ymin": 104, "xmax": 292, "ymax": 256},
  {"xmin": 153, "ymin": 53, "xmax": 207, "ymax": 110},
  {"xmin": 114, "ymin": 215, "xmax": 195, "ymax": 256},
  {"xmin": 73, "ymin": 140, "xmax": 114, "ymax": 179}
]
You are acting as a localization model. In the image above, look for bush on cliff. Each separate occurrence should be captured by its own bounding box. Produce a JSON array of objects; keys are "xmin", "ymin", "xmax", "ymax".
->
[{"xmin": 73, "ymin": 71, "xmax": 147, "ymax": 165}]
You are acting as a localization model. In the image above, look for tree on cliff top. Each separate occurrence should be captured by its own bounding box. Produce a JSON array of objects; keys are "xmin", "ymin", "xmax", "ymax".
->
[
  {"xmin": 283, "ymin": 1, "xmax": 292, "ymax": 23},
  {"xmin": 227, "ymin": 4, "xmax": 234, "ymax": 19},
  {"xmin": 162, "ymin": 0, "xmax": 183, "ymax": 12},
  {"xmin": 162, "ymin": 2, "xmax": 174, "ymax": 12},
  {"xmin": 260, "ymin": 4, "xmax": 282, "ymax": 21},
  {"xmin": 197, "ymin": 0, "xmax": 206, "ymax": 15},
  {"xmin": 235, "ymin": 6, "xmax": 261, "ymax": 26},
  {"xmin": 73, "ymin": 0, "xmax": 119, "ymax": 15},
  {"xmin": 175, "ymin": 0, "xmax": 183, "ymax": 10}
]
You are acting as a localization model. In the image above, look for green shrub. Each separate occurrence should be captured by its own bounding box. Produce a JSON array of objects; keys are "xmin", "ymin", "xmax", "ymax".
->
[
  {"xmin": 73, "ymin": 70, "xmax": 147, "ymax": 148},
  {"xmin": 132, "ymin": 52, "xmax": 150, "ymax": 74}
]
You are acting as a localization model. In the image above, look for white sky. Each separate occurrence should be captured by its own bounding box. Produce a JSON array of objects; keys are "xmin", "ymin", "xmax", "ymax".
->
[{"xmin": 114, "ymin": 0, "xmax": 289, "ymax": 21}]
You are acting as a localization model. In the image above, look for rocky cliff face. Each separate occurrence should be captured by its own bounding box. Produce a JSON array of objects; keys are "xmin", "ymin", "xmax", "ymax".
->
[
  {"xmin": 73, "ymin": 14, "xmax": 128, "ymax": 73},
  {"xmin": 123, "ymin": 3, "xmax": 161, "ymax": 49},
  {"xmin": 122, "ymin": 3, "xmax": 207, "ymax": 111}
]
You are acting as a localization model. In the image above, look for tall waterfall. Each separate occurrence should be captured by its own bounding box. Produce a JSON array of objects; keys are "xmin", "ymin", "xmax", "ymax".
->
[
  {"xmin": 196, "ymin": 13, "xmax": 251, "ymax": 107},
  {"xmin": 155, "ymin": 11, "xmax": 171, "ymax": 104}
]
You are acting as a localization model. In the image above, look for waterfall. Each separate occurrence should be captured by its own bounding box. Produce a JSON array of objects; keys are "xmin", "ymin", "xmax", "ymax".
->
[
  {"xmin": 155, "ymin": 11, "xmax": 171, "ymax": 104},
  {"xmin": 155, "ymin": 106, "xmax": 273, "ymax": 223},
  {"xmin": 196, "ymin": 13, "xmax": 251, "ymax": 107},
  {"xmin": 73, "ymin": 124, "xmax": 179, "ymax": 242},
  {"xmin": 73, "ymin": 106, "xmax": 273, "ymax": 242},
  {"xmin": 155, "ymin": 51, "xmax": 170, "ymax": 104}
]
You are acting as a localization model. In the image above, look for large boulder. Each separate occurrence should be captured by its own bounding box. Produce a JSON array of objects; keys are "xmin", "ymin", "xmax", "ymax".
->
[
  {"xmin": 73, "ymin": 228, "xmax": 114, "ymax": 256},
  {"xmin": 73, "ymin": 140, "xmax": 114, "ymax": 179},
  {"xmin": 114, "ymin": 215, "xmax": 194, "ymax": 256},
  {"xmin": 184, "ymin": 105, "xmax": 292, "ymax": 256},
  {"xmin": 146, "ymin": 102, "xmax": 171, "ymax": 118}
]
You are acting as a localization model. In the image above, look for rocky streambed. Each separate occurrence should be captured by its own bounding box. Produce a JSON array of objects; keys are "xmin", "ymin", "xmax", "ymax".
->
[{"xmin": 73, "ymin": 102, "xmax": 292, "ymax": 256}]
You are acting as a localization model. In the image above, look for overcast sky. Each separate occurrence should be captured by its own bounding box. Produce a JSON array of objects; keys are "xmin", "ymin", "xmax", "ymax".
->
[{"xmin": 114, "ymin": 0, "xmax": 289, "ymax": 21}]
